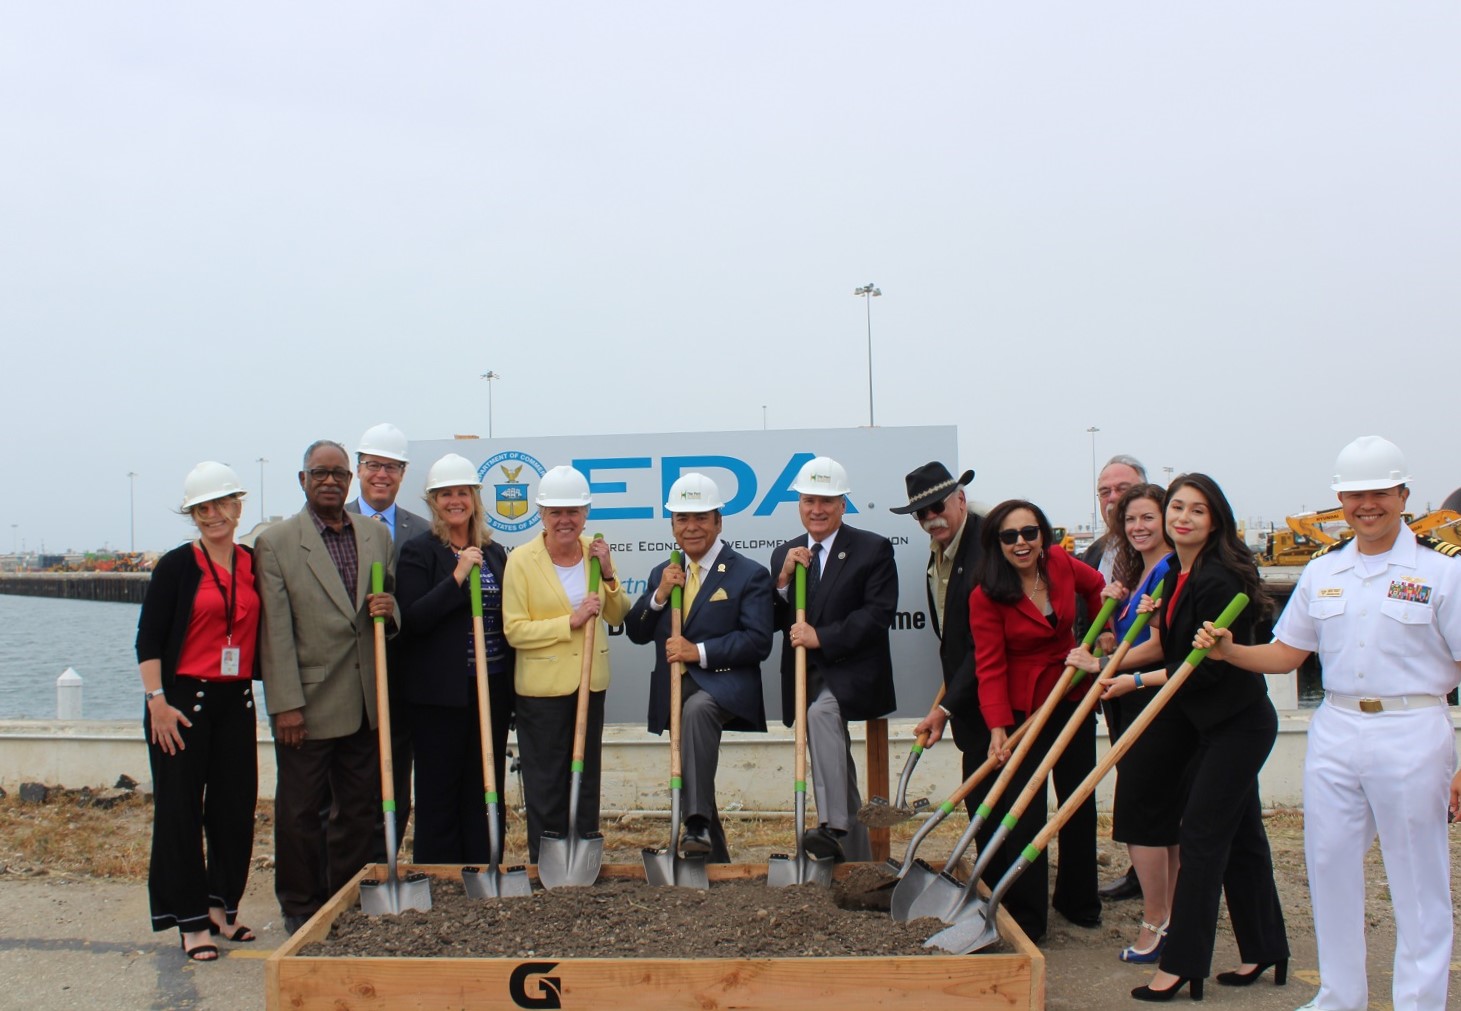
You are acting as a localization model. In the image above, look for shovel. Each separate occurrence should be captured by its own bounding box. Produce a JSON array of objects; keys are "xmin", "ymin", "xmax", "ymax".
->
[
  {"xmin": 920, "ymin": 580, "xmax": 1169, "ymax": 925},
  {"xmin": 925, "ymin": 592, "xmax": 1250, "ymax": 954},
  {"xmin": 537, "ymin": 541, "xmax": 606, "ymax": 890},
  {"xmin": 886, "ymin": 718, "xmax": 1031, "ymax": 919},
  {"xmin": 643, "ymin": 551, "xmax": 711, "ymax": 888},
  {"xmin": 899, "ymin": 596, "xmax": 1118, "ymax": 923},
  {"xmin": 767, "ymin": 562, "xmax": 836, "ymax": 889},
  {"xmin": 463, "ymin": 564, "xmax": 533, "ymax": 899},
  {"xmin": 858, "ymin": 685, "xmax": 946, "ymax": 829},
  {"xmin": 360, "ymin": 561, "xmax": 433, "ymax": 916}
]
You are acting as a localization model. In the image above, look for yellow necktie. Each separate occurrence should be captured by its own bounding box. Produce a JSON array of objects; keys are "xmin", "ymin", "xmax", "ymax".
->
[{"xmin": 683, "ymin": 561, "xmax": 701, "ymax": 616}]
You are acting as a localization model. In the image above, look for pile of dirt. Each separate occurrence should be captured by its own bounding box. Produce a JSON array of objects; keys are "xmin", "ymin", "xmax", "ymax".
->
[{"xmin": 301, "ymin": 871, "xmax": 941, "ymax": 959}]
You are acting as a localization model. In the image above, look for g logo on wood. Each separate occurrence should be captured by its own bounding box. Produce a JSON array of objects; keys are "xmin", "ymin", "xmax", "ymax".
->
[{"xmin": 509, "ymin": 961, "xmax": 563, "ymax": 1009}]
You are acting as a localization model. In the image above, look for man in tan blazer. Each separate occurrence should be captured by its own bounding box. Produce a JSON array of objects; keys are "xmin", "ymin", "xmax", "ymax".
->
[{"xmin": 256, "ymin": 439, "xmax": 399, "ymax": 934}]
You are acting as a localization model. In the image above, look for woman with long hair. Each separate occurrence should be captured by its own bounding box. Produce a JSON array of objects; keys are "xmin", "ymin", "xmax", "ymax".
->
[
  {"xmin": 1096, "ymin": 474, "xmax": 1288, "ymax": 1002},
  {"xmin": 135, "ymin": 463, "xmax": 260, "ymax": 961},
  {"xmin": 969, "ymin": 499, "xmax": 1105, "ymax": 943},
  {"xmin": 1069, "ymin": 483, "xmax": 1179, "ymax": 963},
  {"xmin": 395, "ymin": 453, "xmax": 514, "ymax": 863}
]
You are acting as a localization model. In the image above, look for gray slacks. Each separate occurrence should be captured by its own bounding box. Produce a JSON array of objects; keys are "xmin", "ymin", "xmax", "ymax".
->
[{"xmin": 806, "ymin": 685, "xmax": 871, "ymax": 861}]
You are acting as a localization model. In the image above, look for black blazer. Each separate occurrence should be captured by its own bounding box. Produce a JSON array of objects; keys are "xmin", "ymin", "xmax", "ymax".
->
[
  {"xmin": 1159, "ymin": 558, "xmax": 1268, "ymax": 731},
  {"xmin": 395, "ymin": 532, "xmax": 513, "ymax": 708},
  {"xmin": 625, "ymin": 542, "xmax": 772, "ymax": 735},
  {"xmin": 769, "ymin": 523, "xmax": 898, "ymax": 724},
  {"xmin": 926, "ymin": 514, "xmax": 984, "ymax": 745},
  {"xmin": 136, "ymin": 541, "xmax": 262, "ymax": 687}
]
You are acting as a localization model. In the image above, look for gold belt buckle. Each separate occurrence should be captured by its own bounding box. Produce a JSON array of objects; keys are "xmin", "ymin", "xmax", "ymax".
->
[{"xmin": 1359, "ymin": 698, "xmax": 1384, "ymax": 714}]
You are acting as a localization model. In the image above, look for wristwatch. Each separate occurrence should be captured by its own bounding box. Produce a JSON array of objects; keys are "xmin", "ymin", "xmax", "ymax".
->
[{"xmin": 145, "ymin": 688, "xmax": 166, "ymax": 701}]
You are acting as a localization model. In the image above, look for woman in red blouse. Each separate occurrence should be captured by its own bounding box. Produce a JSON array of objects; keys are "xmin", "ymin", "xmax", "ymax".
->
[
  {"xmin": 968, "ymin": 499, "xmax": 1105, "ymax": 943},
  {"xmin": 135, "ymin": 463, "xmax": 261, "ymax": 961}
]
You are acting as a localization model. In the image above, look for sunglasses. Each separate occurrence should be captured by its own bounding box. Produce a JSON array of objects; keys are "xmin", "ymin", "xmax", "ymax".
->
[
  {"xmin": 915, "ymin": 500, "xmax": 948, "ymax": 520},
  {"xmin": 998, "ymin": 525, "xmax": 1041, "ymax": 546}
]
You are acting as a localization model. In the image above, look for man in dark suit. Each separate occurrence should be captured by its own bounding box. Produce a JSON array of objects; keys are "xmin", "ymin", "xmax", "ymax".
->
[
  {"xmin": 894, "ymin": 463, "xmax": 990, "ymax": 795},
  {"xmin": 255, "ymin": 440, "xmax": 398, "ymax": 934},
  {"xmin": 344, "ymin": 422, "xmax": 429, "ymax": 857},
  {"xmin": 625, "ymin": 473, "xmax": 773, "ymax": 863},
  {"xmin": 769, "ymin": 456, "xmax": 898, "ymax": 862}
]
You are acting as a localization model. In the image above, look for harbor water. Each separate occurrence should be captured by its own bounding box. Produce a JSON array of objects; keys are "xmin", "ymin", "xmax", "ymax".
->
[{"xmin": 0, "ymin": 594, "xmax": 269, "ymax": 721}]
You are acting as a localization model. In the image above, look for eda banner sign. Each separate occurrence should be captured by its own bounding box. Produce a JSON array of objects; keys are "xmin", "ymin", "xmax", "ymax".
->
[{"xmin": 409, "ymin": 426, "xmax": 960, "ymax": 725}]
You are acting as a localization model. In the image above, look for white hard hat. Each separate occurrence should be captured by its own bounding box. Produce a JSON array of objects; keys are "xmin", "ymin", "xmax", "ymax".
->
[
  {"xmin": 1331, "ymin": 435, "xmax": 1411, "ymax": 492},
  {"xmin": 665, "ymin": 472, "xmax": 725, "ymax": 513},
  {"xmin": 181, "ymin": 462, "xmax": 245, "ymax": 510},
  {"xmin": 535, "ymin": 465, "xmax": 592, "ymax": 507},
  {"xmin": 356, "ymin": 422, "xmax": 409, "ymax": 463},
  {"xmin": 790, "ymin": 456, "xmax": 851, "ymax": 497},
  {"xmin": 425, "ymin": 453, "xmax": 481, "ymax": 492}
]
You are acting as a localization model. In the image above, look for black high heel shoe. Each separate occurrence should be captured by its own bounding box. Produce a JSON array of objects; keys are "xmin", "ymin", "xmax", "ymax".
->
[
  {"xmin": 1215, "ymin": 959, "xmax": 1287, "ymax": 987},
  {"xmin": 1131, "ymin": 976, "xmax": 1203, "ymax": 1002}
]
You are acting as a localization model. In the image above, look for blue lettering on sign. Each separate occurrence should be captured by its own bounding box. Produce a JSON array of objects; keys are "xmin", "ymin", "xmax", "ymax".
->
[{"xmin": 573, "ymin": 457, "xmax": 654, "ymax": 520}]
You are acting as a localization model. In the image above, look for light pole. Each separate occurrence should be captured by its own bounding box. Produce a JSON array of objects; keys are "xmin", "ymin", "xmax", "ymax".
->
[
  {"xmin": 1162, "ymin": 465, "xmax": 1174, "ymax": 487},
  {"xmin": 762, "ymin": 405, "xmax": 767, "ymax": 431},
  {"xmin": 480, "ymin": 370, "xmax": 502, "ymax": 438},
  {"xmin": 127, "ymin": 472, "xmax": 138, "ymax": 551},
  {"xmin": 257, "ymin": 457, "xmax": 268, "ymax": 523},
  {"xmin": 10, "ymin": 524, "xmax": 16, "ymax": 556},
  {"xmin": 853, "ymin": 283, "xmax": 881, "ymax": 426},
  {"xmin": 1085, "ymin": 428, "xmax": 1100, "ymax": 532}
]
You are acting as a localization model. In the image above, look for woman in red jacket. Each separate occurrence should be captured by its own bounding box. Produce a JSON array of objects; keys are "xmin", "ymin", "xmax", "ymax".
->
[{"xmin": 969, "ymin": 499, "xmax": 1105, "ymax": 943}]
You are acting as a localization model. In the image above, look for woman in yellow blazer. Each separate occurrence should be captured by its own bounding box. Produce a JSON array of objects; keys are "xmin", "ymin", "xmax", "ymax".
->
[{"xmin": 503, "ymin": 465, "xmax": 631, "ymax": 861}]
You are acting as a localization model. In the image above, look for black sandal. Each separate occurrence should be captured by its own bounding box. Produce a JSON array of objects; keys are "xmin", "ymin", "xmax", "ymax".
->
[
  {"xmin": 208, "ymin": 921, "xmax": 256, "ymax": 942},
  {"xmin": 181, "ymin": 937, "xmax": 220, "ymax": 961}
]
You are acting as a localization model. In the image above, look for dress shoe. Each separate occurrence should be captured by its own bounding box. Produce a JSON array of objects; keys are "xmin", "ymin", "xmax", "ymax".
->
[
  {"xmin": 1215, "ymin": 959, "xmax": 1287, "ymax": 987},
  {"xmin": 283, "ymin": 913, "xmax": 312, "ymax": 936},
  {"xmin": 801, "ymin": 825, "xmax": 846, "ymax": 863},
  {"xmin": 1099, "ymin": 865, "xmax": 1143, "ymax": 901},
  {"xmin": 679, "ymin": 818, "xmax": 713, "ymax": 857},
  {"xmin": 1119, "ymin": 920, "xmax": 1168, "ymax": 963},
  {"xmin": 1131, "ymin": 976, "xmax": 1203, "ymax": 1002}
]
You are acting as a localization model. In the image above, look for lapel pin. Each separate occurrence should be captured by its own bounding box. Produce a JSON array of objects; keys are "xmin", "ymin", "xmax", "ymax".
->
[
  {"xmin": 717, "ymin": 563, "xmax": 725, "ymax": 573},
  {"xmin": 837, "ymin": 551, "xmax": 846, "ymax": 560}
]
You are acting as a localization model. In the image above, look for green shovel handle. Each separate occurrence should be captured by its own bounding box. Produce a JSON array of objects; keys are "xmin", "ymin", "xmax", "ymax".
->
[
  {"xmin": 371, "ymin": 562, "xmax": 385, "ymax": 624},
  {"xmin": 1177, "ymin": 593, "xmax": 1250, "ymax": 668},
  {"xmin": 795, "ymin": 562, "xmax": 806, "ymax": 611},
  {"xmin": 588, "ymin": 533, "xmax": 603, "ymax": 592},
  {"xmin": 669, "ymin": 549, "xmax": 682, "ymax": 611},
  {"xmin": 1079, "ymin": 595, "xmax": 1119, "ymax": 649},
  {"xmin": 470, "ymin": 564, "xmax": 483, "ymax": 617}
]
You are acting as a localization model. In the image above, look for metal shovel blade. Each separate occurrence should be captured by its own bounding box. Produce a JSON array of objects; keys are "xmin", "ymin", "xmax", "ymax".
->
[
  {"xmin": 766, "ymin": 850, "xmax": 835, "ymax": 888},
  {"xmin": 905, "ymin": 869, "xmax": 968, "ymax": 923},
  {"xmin": 889, "ymin": 859, "xmax": 940, "ymax": 921},
  {"xmin": 537, "ymin": 829, "xmax": 604, "ymax": 890},
  {"xmin": 462, "ymin": 863, "xmax": 533, "ymax": 899},
  {"xmin": 924, "ymin": 903, "xmax": 999, "ymax": 954},
  {"xmin": 359, "ymin": 871, "xmax": 434, "ymax": 915},
  {"xmin": 642, "ymin": 846, "xmax": 710, "ymax": 889}
]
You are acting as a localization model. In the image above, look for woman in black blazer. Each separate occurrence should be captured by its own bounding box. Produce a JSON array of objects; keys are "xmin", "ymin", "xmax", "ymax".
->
[
  {"xmin": 1100, "ymin": 474, "xmax": 1288, "ymax": 1002},
  {"xmin": 396, "ymin": 454, "xmax": 514, "ymax": 864}
]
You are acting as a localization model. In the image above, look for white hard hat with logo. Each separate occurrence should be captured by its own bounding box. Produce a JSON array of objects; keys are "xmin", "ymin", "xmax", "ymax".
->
[
  {"xmin": 1331, "ymin": 435, "xmax": 1411, "ymax": 492},
  {"xmin": 666, "ymin": 472, "xmax": 725, "ymax": 513},
  {"xmin": 535, "ymin": 465, "xmax": 592, "ymax": 507},
  {"xmin": 356, "ymin": 423, "xmax": 409, "ymax": 463},
  {"xmin": 182, "ymin": 462, "xmax": 245, "ymax": 510},
  {"xmin": 425, "ymin": 453, "xmax": 481, "ymax": 492},
  {"xmin": 790, "ymin": 456, "xmax": 851, "ymax": 497}
]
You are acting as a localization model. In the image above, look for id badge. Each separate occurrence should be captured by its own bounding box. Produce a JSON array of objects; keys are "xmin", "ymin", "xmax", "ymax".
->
[{"xmin": 220, "ymin": 646, "xmax": 242, "ymax": 677}]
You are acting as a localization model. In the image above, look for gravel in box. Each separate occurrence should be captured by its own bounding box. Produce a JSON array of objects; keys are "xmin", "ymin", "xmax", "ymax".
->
[{"xmin": 301, "ymin": 869, "xmax": 948, "ymax": 959}]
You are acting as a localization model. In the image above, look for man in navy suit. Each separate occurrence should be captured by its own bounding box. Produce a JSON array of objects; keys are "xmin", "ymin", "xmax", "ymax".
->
[
  {"xmin": 769, "ymin": 457, "xmax": 898, "ymax": 863},
  {"xmin": 626, "ymin": 473, "xmax": 773, "ymax": 862}
]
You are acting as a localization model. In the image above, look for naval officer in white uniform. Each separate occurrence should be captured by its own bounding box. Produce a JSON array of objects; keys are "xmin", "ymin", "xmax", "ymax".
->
[{"xmin": 1196, "ymin": 435, "xmax": 1461, "ymax": 1011}]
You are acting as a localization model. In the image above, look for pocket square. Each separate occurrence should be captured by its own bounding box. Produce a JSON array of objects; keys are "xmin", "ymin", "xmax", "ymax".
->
[{"xmin": 709, "ymin": 588, "xmax": 729, "ymax": 602}]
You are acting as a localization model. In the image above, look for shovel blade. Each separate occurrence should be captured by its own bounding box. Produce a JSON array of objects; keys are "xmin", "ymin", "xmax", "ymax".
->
[
  {"xmin": 923, "ymin": 903, "xmax": 999, "ymax": 954},
  {"xmin": 538, "ymin": 831, "xmax": 604, "ymax": 890},
  {"xmin": 359, "ymin": 872, "xmax": 433, "ymax": 916},
  {"xmin": 462, "ymin": 864, "xmax": 533, "ymax": 899},
  {"xmin": 889, "ymin": 859, "xmax": 939, "ymax": 921},
  {"xmin": 766, "ymin": 852, "xmax": 834, "ymax": 888},
  {"xmin": 906, "ymin": 870, "xmax": 966, "ymax": 923},
  {"xmin": 642, "ymin": 848, "xmax": 674, "ymax": 887}
]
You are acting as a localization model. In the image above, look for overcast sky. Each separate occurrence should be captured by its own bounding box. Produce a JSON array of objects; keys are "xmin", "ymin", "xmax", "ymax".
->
[{"xmin": 4, "ymin": 2, "xmax": 1457, "ymax": 554}]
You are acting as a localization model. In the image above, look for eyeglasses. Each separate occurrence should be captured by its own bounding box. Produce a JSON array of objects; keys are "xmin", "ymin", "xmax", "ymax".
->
[
  {"xmin": 998, "ymin": 525, "xmax": 1041, "ymax": 545},
  {"xmin": 360, "ymin": 461, "xmax": 405, "ymax": 475},
  {"xmin": 915, "ymin": 500, "xmax": 948, "ymax": 521},
  {"xmin": 306, "ymin": 468, "xmax": 352, "ymax": 483}
]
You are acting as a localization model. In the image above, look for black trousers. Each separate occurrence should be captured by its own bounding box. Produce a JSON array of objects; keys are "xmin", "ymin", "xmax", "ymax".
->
[
  {"xmin": 1160, "ymin": 697, "xmax": 1289, "ymax": 979},
  {"xmin": 146, "ymin": 677, "xmax": 258, "ymax": 933},
  {"xmin": 409, "ymin": 673, "xmax": 513, "ymax": 864},
  {"xmin": 273, "ymin": 717, "xmax": 379, "ymax": 918},
  {"xmin": 973, "ymin": 700, "xmax": 1101, "ymax": 942},
  {"xmin": 515, "ymin": 690, "xmax": 604, "ymax": 863}
]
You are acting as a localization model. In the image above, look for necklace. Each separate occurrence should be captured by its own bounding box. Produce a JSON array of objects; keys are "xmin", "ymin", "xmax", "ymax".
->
[{"xmin": 1023, "ymin": 572, "xmax": 1045, "ymax": 599}]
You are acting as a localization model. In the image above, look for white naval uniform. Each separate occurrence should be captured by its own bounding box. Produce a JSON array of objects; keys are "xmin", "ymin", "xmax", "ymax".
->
[{"xmin": 1273, "ymin": 527, "xmax": 1461, "ymax": 1011}]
